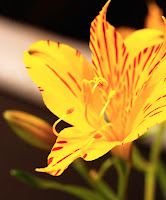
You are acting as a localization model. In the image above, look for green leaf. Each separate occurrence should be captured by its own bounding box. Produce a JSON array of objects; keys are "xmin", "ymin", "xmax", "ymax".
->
[{"xmin": 11, "ymin": 169, "xmax": 105, "ymax": 200}]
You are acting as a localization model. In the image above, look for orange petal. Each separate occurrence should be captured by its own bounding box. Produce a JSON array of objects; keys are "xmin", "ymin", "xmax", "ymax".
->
[
  {"xmin": 145, "ymin": 1, "xmax": 164, "ymax": 31},
  {"xmin": 23, "ymin": 41, "xmax": 94, "ymax": 131}
]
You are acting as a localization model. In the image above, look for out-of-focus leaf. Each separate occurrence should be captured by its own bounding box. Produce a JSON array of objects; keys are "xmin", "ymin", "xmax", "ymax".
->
[
  {"xmin": 11, "ymin": 169, "xmax": 106, "ymax": 200},
  {"xmin": 133, "ymin": 145, "xmax": 151, "ymax": 172}
]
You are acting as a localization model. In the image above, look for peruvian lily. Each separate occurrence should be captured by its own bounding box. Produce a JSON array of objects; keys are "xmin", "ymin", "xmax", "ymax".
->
[{"xmin": 23, "ymin": 0, "xmax": 166, "ymax": 176}]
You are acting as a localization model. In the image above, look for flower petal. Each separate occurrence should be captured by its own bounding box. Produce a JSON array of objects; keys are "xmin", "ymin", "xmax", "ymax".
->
[
  {"xmin": 124, "ymin": 78, "xmax": 166, "ymax": 144},
  {"xmin": 36, "ymin": 126, "xmax": 121, "ymax": 176},
  {"xmin": 23, "ymin": 41, "xmax": 94, "ymax": 131},
  {"xmin": 125, "ymin": 29, "xmax": 164, "ymax": 57},
  {"xmin": 89, "ymin": 0, "xmax": 131, "ymax": 89}
]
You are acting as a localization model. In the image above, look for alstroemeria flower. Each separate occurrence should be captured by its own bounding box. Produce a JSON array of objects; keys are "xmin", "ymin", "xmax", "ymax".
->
[{"xmin": 23, "ymin": 0, "xmax": 166, "ymax": 176}]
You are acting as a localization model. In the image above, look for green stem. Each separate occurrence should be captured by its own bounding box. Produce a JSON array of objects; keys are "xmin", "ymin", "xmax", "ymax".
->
[
  {"xmin": 73, "ymin": 159, "xmax": 117, "ymax": 200},
  {"xmin": 144, "ymin": 123, "xmax": 165, "ymax": 200},
  {"xmin": 115, "ymin": 159, "xmax": 131, "ymax": 200},
  {"xmin": 98, "ymin": 158, "xmax": 116, "ymax": 180}
]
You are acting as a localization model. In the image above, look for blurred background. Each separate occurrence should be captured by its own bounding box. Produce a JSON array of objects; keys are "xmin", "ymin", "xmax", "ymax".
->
[{"xmin": 0, "ymin": 0, "xmax": 166, "ymax": 199}]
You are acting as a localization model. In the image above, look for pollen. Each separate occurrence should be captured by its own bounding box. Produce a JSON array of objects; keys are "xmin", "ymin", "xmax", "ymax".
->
[{"xmin": 93, "ymin": 77, "xmax": 108, "ymax": 88}]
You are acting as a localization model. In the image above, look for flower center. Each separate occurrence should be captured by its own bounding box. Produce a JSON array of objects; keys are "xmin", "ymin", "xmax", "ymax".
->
[{"xmin": 82, "ymin": 77, "xmax": 116, "ymax": 129}]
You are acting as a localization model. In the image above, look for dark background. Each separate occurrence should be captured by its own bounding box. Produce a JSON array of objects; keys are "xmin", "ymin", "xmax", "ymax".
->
[{"xmin": 0, "ymin": 0, "xmax": 166, "ymax": 199}]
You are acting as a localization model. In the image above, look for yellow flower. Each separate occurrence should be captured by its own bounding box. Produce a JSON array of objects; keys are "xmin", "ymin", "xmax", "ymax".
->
[{"xmin": 23, "ymin": 0, "xmax": 166, "ymax": 176}]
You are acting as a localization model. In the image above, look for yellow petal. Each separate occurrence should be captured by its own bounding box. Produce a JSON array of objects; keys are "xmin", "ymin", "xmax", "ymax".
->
[
  {"xmin": 124, "ymin": 79, "xmax": 166, "ymax": 144},
  {"xmin": 23, "ymin": 41, "xmax": 94, "ymax": 131},
  {"xmin": 89, "ymin": 0, "xmax": 131, "ymax": 90},
  {"xmin": 36, "ymin": 126, "xmax": 121, "ymax": 176},
  {"xmin": 125, "ymin": 28, "xmax": 164, "ymax": 57}
]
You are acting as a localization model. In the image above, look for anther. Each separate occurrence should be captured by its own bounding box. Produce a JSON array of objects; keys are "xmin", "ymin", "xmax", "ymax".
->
[
  {"xmin": 93, "ymin": 77, "xmax": 108, "ymax": 88},
  {"xmin": 52, "ymin": 107, "xmax": 75, "ymax": 136}
]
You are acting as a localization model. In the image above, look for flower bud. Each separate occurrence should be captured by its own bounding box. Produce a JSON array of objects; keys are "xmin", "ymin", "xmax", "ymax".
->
[{"xmin": 3, "ymin": 110, "xmax": 56, "ymax": 151}]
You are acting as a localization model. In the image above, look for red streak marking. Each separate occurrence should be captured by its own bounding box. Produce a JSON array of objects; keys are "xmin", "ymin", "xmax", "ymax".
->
[
  {"xmin": 144, "ymin": 105, "xmax": 166, "ymax": 118},
  {"xmin": 55, "ymin": 169, "xmax": 61, "ymax": 176},
  {"xmin": 97, "ymin": 40, "xmax": 100, "ymax": 49},
  {"xmin": 144, "ymin": 48, "xmax": 148, "ymax": 53},
  {"xmin": 122, "ymin": 44, "xmax": 126, "ymax": 56},
  {"xmin": 45, "ymin": 64, "xmax": 77, "ymax": 97},
  {"xmin": 47, "ymin": 40, "xmax": 50, "ymax": 46},
  {"xmin": 90, "ymin": 31, "xmax": 95, "ymax": 41},
  {"xmin": 142, "ymin": 46, "xmax": 155, "ymax": 71},
  {"xmin": 90, "ymin": 40, "xmax": 104, "ymax": 77},
  {"xmin": 156, "ymin": 95, "xmax": 166, "ymax": 101},
  {"xmin": 56, "ymin": 153, "xmax": 73, "ymax": 164},
  {"xmin": 126, "ymin": 70, "xmax": 130, "ymax": 92},
  {"xmin": 149, "ymin": 111, "xmax": 162, "ymax": 118},
  {"xmin": 68, "ymin": 72, "xmax": 81, "ymax": 91},
  {"xmin": 106, "ymin": 22, "xmax": 109, "ymax": 29},
  {"xmin": 148, "ymin": 61, "xmax": 160, "ymax": 75},
  {"xmin": 138, "ymin": 119, "xmax": 145, "ymax": 126},
  {"xmin": 136, "ymin": 88, "xmax": 140, "ymax": 96},
  {"xmin": 91, "ymin": 25, "xmax": 95, "ymax": 33},
  {"xmin": 155, "ymin": 44, "xmax": 161, "ymax": 53},
  {"xmin": 134, "ymin": 75, "xmax": 140, "ymax": 89},
  {"xmin": 121, "ymin": 53, "xmax": 129, "ymax": 75},
  {"xmin": 132, "ymin": 65, "xmax": 135, "ymax": 85},
  {"xmin": 138, "ymin": 52, "xmax": 141, "ymax": 64},
  {"xmin": 39, "ymin": 89, "xmax": 44, "ymax": 92},
  {"xmin": 57, "ymin": 141, "xmax": 67, "ymax": 144},
  {"xmin": 74, "ymin": 149, "xmax": 80, "ymax": 152},
  {"xmin": 93, "ymin": 22, "xmax": 96, "ymax": 27},
  {"xmin": 143, "ymin": 104, "xmax": 152, "ymax": 113},
  {"xmin": 92, "ymin": 60, "xmax": 98, "ymax": 70},
  {"xmin": 95, "ymin": 17, "xmax": 98, "ymax": 22},
  {"xmin": 83, "ymin": 154, "xmax": 87, "ymax": 159},
  {"xmin": 57, "ymin": 42, "xmax": 60, "ymax": 48},
  {"xmin": 114, "ymin": 29, "xmax": 118, "ymax": 64},
  {"xmin": 48, "ymin": 157, "xmax": 53, "ymax": 165},
  {"xmin": 143, "ymin": 103, "xmax": 150, "ymax": 111},
  {"xmin": 26, "ymin": 67, "xmax": 31, "ymax": 69},
  {"xmin": 134, "ymin": 57, "xmax": 136, "ymax": 68},
  {"xmin": 130, "ymin": 98, "xmax": 133, "ymax": 108},
  {"xmin": 161, "ymin": 53, "xmax": 166, "ymax": 59},
  {"xmin": 138, "ymin": 134, "xmax": 140, "ymax": 137},
  {"xmin": 102, "ymin": 22, "xmax": 112, "ymax": 76},
  {"xmin": 52, "ymin": 147, "xmax": 63, "ymax": 151}
]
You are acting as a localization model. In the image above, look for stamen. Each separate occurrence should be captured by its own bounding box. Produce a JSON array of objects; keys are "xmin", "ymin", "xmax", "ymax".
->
[
  {"xmin": 99, "ymin": 90, "xmax": 116, "ymax": 119},
  {"xmin": 52, "ymin": 107, "xmax": 75, "ymax": 136}
]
